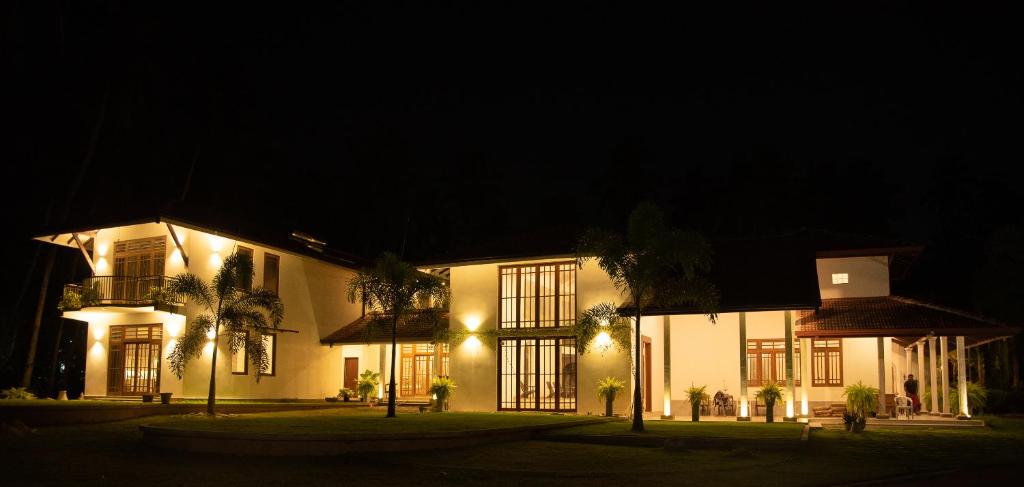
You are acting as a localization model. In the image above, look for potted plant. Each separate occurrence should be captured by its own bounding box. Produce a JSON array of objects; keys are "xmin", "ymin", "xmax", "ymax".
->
[
  {"xmin": 756, "ymin": 383, "xmax": 784, "ymax": 423},
  {"xmin": 597, "ymin": 376, "xmax": 625, "ymax": 417},
  {"xmin": 357, "ymin": 369, "xmax": 380, "ymax": 403},
  {"xmin": 843, "ymin": 381, "xmax": 878, "ymax": 433},
  {"xmin": 160, "ymin": 392, "xmax": 173, "ymax": 404},
  {"xmin": 686, "ymin": 385, "xmax": 708, "ymax": 422},
  {"xmin": 340, "ymin": 388, "xmax": 353, "ymax": 402},
  {"xmin": 429, "ymin": 377, "xmax": 457, "ymax": 412}
]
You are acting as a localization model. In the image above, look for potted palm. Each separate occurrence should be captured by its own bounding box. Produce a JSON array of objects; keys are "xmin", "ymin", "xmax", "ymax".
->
[
  {"xmin": 756, "ymin": 383, "xmax": 784, "ymax": 423},
  {"xmin": 357, "ymin": 370, "xmax": 380, "ymax": 403},
  {"xmin": 843, "ymin": 381, "xmax": 879, "ymax": 433},
  {"xmin": 597, "ymin": 376, "xmax": 625, "ymax": 417},
  {"xmin": 686, "ymin": 385, "xmax": 708, "ymax": 422},
  {"xmin": 429, "ymin": 377, "xmax": 457, "ymax": 412}
]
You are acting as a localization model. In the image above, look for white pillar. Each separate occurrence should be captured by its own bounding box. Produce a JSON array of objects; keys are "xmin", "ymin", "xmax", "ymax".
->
[
  {"xmin": 800, "ymin": 337, "xmax": 811, "ymax": 415},
  {"xmin": 956, "ymin": 336, "xmax": 969, "ymax": 419},
  {"xmin": 737, "ymin": 312, "xmax": 749, "ymax": 420},
  {"xmin": 916, "ymin": 341, "xmax": 926, "ymax": 411},
  {"xmin": 928, "ymin": 336, "xmax": 939, "ymax": 415},
  {"xmin": 904, "ymin": 347, "xmax": 911, "ymax": 383},
  {"xmin": 784, "ymin": 311, "xmax": 796, "ymax": 420},
  {"xmin": 662, "ymin": 315, "xmax": 673, "ymax": 419},
  {"xmin": 876, "ymin": 337, "xmax": 889, "ymax": 418},
  {"xmin": 940, "ymin": 336, "xmax": 951, "ymax": 416}
]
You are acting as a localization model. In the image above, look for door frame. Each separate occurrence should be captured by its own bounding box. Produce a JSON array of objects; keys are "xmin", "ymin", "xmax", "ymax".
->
[{"xmin": 343, "ymin": 357, "xmax": 359, "ymax": 392}]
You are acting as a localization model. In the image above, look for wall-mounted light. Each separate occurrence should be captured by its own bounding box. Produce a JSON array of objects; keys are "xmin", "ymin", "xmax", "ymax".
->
[
  {"xmin": 595, "ymin": 331, "xmax": 613, "ymax": 353},
  {"xmin": 208, "ymin": 235, "xmax": 224, "ymax": 252},
  {"xmin": 206, "ymin": 328, "xmax": 217, "ymax": 340},
  {"xmin": 96, "ymin": 257, "xmax": 109, "ymax": 273},
  {"xmin": 465, "ymin": 316, "xmax": 480, "ymax": 332},
  {"xmin": 96, "ymin": 242, "xmax": 109, "ymax": 257},
  {"xmin": 92, "ymin": 325, "xmax": 106, "ymax": 341},
  {"xmin": 465, "ymin": 335, "xmax": 482, "ymax": 349}
]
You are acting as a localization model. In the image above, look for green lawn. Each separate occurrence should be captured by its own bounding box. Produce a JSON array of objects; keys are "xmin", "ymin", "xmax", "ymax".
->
[
  {"xmin": 155, "ymin": 408, "xmax": 597, "ymax": 435},
  {"xmin": 553, "ymin": 419, "xmax": 803, "ymax": 439},
  {"xmin": 0, "ymin": 399, "xmax": 155, "ymax": 408},
  {"xmin": 2, "ymin": 412, "xmax": 1021, "ymax": 486}
]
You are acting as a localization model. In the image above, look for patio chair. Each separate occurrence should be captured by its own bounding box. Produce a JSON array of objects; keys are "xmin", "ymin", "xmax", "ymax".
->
[
  {"xmin": 894, "ymin": 395, "xmax": 914, "ymax": 420},
  {"xmin": 520, "ymin": 380, "xmax": 535, "ymax": 398}
]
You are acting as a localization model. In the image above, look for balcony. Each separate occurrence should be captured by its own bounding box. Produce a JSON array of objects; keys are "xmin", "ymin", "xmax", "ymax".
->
[{"xmin": 60, "ymin": 275, "xmax": 184, "ymax": 313}]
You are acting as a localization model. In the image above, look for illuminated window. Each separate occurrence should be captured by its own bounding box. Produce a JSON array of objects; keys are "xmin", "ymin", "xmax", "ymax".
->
[
  {"xmin": 263, "ymin": 253, "xmax": 280, "ymax": 295},
  {"xmin": 811, "ymin": 339, "xmax": 843, "ymax": 386},
  {"xmin": 498, "ymin": 337, "xmax": 576, "ymax": 411},
  {"xmin": 499, "ymin": 262, "xmax": 576, "ymax": 328},
  {"xmin": 231, "ymin": 332, "xmax": 247, "ymax": 375},
  {"xmin": 746, "ymin": 339, "xmax": 800, "ymax": 387},
  {"xmin": 831, "ymin": 273, "xmax": 849, "ymax": 285}
]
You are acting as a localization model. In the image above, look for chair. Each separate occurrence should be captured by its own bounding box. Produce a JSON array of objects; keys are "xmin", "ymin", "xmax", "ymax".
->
[
  {"xmin": 700, "ymin": 395, "xmax": 712, "ymax": 416},
  {"xmin": 894, "ymin": 396, "xmax": 914, "ymax": 420},
  {"xmin": 520, "ymin": 380, "xmax": 535, "ymax": 398}
]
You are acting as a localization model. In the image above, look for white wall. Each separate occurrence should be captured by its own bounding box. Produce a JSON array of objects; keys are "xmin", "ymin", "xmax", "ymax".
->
[
  {"xmin": 448, "ymin": 257, "xmax": 630, "ymax": 414},
  {"xmin": 816, "ymin": 256, "xmax": 890, "ymax": 298}
]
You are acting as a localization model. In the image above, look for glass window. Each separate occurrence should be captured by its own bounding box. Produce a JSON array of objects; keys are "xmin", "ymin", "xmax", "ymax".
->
[
  {"xmin": 498, "ymin": 337, "xmax": 576, "ymax": 411},
  {"xmin": 746, "ymin": 339, "xmax": 800, "ymax": 387},
  {"xmin": 811, "ymin": 339, "xmax": 843, "ymax": 386},
  {"xmin": 499, "ymin": 263, "xmax": 576, "ymax": 328},
  {"xmin": 263, "ymin": 253, "xmax": 280, "ymax": 295}
]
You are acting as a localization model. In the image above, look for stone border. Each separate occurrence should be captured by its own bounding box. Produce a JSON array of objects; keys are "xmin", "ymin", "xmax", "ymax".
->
[
  {"xmin": 0, "ymin": 402, "xmax": 365, "ymax": 427},
  {"xmin": 542, "ymin": 432, "xmax": 804, "ymax": 450},
  {"xmin": 140, "ymin": 417, "xmax": 611, "ymax": 455}
]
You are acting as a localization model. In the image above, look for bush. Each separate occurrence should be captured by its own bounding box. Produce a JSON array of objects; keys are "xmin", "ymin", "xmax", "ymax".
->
[
  {"xmin": 923, "ymin": 382, "xmax": 988, "ymax": 415},
  {"xmin": 356, "ymin": 370, "xmax": 380, "ymax": 401},
  {"xmin": 985, "ymin": 389, "xmax": 1024, "ymax": 414},
  {"xmin": 429, "ymin": 377, "xmax": 457, "ymax": 411},
  {"xmin": 0, "ymin": 387, "xmax": 36, "ymax": 400},
  {"xmin": 597, "ymin": 376, "xmax": 625, "ymax": 401}
]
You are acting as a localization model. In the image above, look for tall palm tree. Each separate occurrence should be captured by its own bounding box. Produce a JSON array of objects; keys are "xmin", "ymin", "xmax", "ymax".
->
[
  {"xmin": 577, "ymin": 203, "xmax": 719, "ymax": 432},
  {"xmin": 167, "ymin": 251, "xmax": 284, "ymax": 415},
  {"xmin": 347, "ymin": 253, "xmax": 449, "ymax": 418}
]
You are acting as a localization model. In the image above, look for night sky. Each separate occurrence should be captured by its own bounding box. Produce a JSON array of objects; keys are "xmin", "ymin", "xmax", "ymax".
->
[{"xmin": 3, "ymin": 4, "xmax": 1022, "ymax": 390}]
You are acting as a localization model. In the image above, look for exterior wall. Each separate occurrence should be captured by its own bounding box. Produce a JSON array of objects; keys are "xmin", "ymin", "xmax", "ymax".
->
[
  {"xmin": 816, "ymin": 256, "xmax": 890, "ymax": 298},
  {"xmin": 70, "ymin": 222, "xmax": 362, "ymax": 399},
  {"xmin": 447, "ymin": 257, "xmax": 630, "ymax": 414}
]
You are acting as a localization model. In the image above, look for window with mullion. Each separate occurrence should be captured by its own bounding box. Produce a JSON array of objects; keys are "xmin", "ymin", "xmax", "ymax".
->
[
  {"xmin": 499, "ymin": 263, "xmax": 576, "ymax": 329},
  {"xmin": 746, "ymin": 339, "xmax": 800, "ymax": 387}
]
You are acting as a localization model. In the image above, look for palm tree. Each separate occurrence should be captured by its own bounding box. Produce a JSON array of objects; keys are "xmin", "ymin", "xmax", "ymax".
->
[
  {"xmin": 166, "ymin": 251, "xmax": 284, "ymax": 415},
  {"xmin": 347, "ymin": 252, "xmax": 449, "ymax": 418},
  {"xmin": 577, "ymin": 203, "xmax": 719, "ymax": 432}
]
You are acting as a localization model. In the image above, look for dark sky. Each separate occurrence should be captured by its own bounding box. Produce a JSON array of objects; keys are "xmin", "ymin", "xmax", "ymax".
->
[{"xmin": 5, "ymin": 2, "xmax": 1023, "ymax": 296}]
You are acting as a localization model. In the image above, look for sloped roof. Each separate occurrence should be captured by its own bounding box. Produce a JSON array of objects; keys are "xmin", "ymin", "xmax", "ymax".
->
[
  {"xmin": 795, "ymin": 296, "xmax": 1017, "ymax": 338},
  {"xmin": 31, "ymin": 202, "xmax": 368, "ymax": 270},
  {"xmin": 321, "ymin": 310, "xmax": 448, "ymax": 344}
]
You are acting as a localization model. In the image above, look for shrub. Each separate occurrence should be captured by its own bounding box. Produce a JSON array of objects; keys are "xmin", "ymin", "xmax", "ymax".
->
[
  {"xmin": 429, "ymin": 377, "xmax": 457, "ymax": 410},
  {"xmin": 843, "ymin": 382, "xmax": 878, "ymax": 432},
  {"xmin": 0, "ymin": 387, "xmax": 36, "ymax": 400},
  {"xmin": 597, "ymin": 376, "xmax": 625, "ymax": 401},
  {"xmin": 357, "ymin": 370, "xmax": 380, "ymax": 401}
]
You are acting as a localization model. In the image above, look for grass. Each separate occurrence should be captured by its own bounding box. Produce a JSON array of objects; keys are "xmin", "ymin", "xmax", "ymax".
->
[
  {"xmin": 2, "ymin": 412, "xmax": 1022, "ymax": 486},
  {"xmin": 155, "ymin": 408, "xmax": 594, "ymax": 435},
  {"xmin": 553, "ymin": 419, "xmax": 803, "ymax": 439}
]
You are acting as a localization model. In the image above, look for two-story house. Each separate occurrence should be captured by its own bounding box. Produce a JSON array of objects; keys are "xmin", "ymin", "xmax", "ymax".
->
[{"xmin": 37, "ymin": 215, "xmax": 1015, "ymax": 419}]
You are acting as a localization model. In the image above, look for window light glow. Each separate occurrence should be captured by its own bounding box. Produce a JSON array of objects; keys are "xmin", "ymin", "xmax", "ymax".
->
[{"xmin": 831, "ymin": 273, "xmax": 849, "ymax": 284}]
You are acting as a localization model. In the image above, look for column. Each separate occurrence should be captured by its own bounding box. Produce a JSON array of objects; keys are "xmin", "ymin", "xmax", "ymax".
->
[
  {"xmin": 378, "ymin": 344, "xmax": 387, "ymax": 400},
  {"xmin": 800, "ymin": 337, "xmax": 811, "ymax": 415},
  {"xmin": 940, "ymin": 336, "xmax": 952, "ymax": 416},
  {"xmin": 928, "ymin": 335, "xmax": 939, "ymax": 415},
  {"xmin": 916, "ymin": 341, "xmax": 926, "ymax": 412},
  {"xmin": 904, "ymin": 347, "xmax": 911, "ymax": 384},
  {"xmin": 662, "ymin": 315, "xmax": 673, "ymax": 419},
  {"xmin": 784, "ymin": 311, "xmax": 796, "ymax": 421},
  {"xmin": 737, "ymin": 312, "xmax": 749, "ymax": 420},
  {"xmin": 956, "ymin": 336, "xmax": 970, "ymax": 419},
  {"xmin": 876, "ymin": 337, "xmax": 889, "ymax": 418}
]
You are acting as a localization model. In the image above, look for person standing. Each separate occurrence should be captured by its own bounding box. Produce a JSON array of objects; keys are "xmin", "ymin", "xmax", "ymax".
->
[{"xmin": 904, "ymin": 374, "xmax": 920, "ymax": 412}]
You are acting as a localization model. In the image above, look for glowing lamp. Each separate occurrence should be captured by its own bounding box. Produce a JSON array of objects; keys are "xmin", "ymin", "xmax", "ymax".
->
[
  {"xmin": 740, "ymin": 397, "xmax": 749, "ymax": 417},
  {"xmin": 465, "ymin": 335, "xmax": 482, "ymax": 349},
  {"xmin": 465, "ymin": 316, "xmax": 480, "ymax": 332},
  {"xmin": 664, "ymin": 398, "xmax": 672, "ymax": 417},
  {"xmin": 786, "ymin": 402, "xmax": 794, "ymax": 418},
  {"xmin": 208, "ymin": 235, "xmax": 224, "ymax": 252},
  {"xmin": 96, "ymin": 242, "xmax": 109, "ymax": 257},
  {"xmin": 595, "ymin": 331, "xmax": 613, "ymax": 353},
  {"xmin": 206, "ymin": 328, "xmax": 216, "ymax": 340},
  {"xmin": 91, "ymin": 325, "xmax": 105, "ymax": 340}
]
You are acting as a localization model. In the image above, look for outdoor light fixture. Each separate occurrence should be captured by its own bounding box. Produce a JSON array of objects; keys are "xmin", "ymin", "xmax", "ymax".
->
[
  {"xmin": 206, "ymin": 328, "xmax": 217, "ymax": 340},
  {"xmin": 465, "ymin": 316, "xmax": 480, "ymax": 332},
  {"xmin": 91, "ymin": 325, "xmax": 106, "ymax": 340},
  {"xmin": 465, "ymin": 335, "xmax": 482, "ymax": 349},
  {"xmin": 595, "ymin": 331, "xmax": 613, "ymax": 353}
]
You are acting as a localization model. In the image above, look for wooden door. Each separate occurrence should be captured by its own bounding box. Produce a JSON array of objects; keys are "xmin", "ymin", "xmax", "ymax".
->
[
  {"xmin": 643, "ymin": 338, "xmax": 652, "ymax": 412},
  {"xmin": 107, "ymin": 325, "xmax": 162, "ymax": 396},
  {"xmin": 344, "ymin": 357, "xmax": 359, "ymax": 391}
]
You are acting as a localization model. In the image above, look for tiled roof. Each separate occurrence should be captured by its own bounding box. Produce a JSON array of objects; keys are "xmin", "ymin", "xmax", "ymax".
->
[
  {"xmin": 796, "ymin": 296, "xmax": 1016, "ymax": 337},
  {"xmin": 320, "ymin": 310, "xmax": 448, "ymax": 344}
]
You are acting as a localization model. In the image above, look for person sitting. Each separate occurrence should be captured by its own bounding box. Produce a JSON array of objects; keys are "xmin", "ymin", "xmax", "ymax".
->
[{"xmin": 904, "ymin": 374, "xmax": 920, "ymax": 412}]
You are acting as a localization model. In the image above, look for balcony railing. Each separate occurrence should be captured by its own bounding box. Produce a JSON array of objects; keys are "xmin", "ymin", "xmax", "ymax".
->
[{"xmin": 60, "ymin": 275, "xmax": 184, "ymax": 310}]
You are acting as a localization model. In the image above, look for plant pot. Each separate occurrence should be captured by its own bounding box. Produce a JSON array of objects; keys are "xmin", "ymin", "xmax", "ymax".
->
[
  {"xmin": 605, "ymin": 392, "xmax": 615, "ymax": 417},
  {"xmin": 765, "ymin": 400, "xmax": 775, "ymax": 423},
  {"xmin": 325, "ymin": 397, "xmax": 339, "ymax": 402},
  {"xmin": 844, "ymin": 421, "xmax": 853, "ymax": 432},
  {"xmin": 691, "ymin": 403, "xmax": 700, "ymax": 422},
  {"xmin": 432, "ymin": 399, "xmax": 444, "ymax": 412},
  {"xmin": 57, "ymin": 390, "xmax": 68, "ymax": 401},
  {"xmin": 142, "ymin": 394, "xmax": 154, "ymax": 403},
  {"xmin": 160, "ymin": 392, "xmax": 173, "ymax": 404},
  {"xmin": 852, "ymin": 417, "xmax": 867, "ymax": 433},
  {"xmin": 343, "ymin": 396, "xmax": 350, "ymax": 402}
]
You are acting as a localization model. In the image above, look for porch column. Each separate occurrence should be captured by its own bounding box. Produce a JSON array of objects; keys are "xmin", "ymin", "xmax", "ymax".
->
[
  {"xmin": 784, "ymin": 311, "xmax": 796, "ymax": 421},
  {"xmin": 737, "ymin": 312, "xmax": 749, "ymax": 420},
  {"xmin": 928, "ymin": 335, "xmax": 939, "ymax": 415},
  {"xmin": 956, "ymin": 336, "xmax": 970, "ymax": 419},
  {"xmin": 904, "ymin": 347, "xmax": 911, "ymax": 382},
  {"xmin": 916, "ymin": 341, "xmax": 926, "ymax": 411},
  {"xmin": 876, "ymin": 337, "xmax": 889, "ymax": 418},
  {"xmin": 378, "ymin": 345, "xmax": 386, "ymax": 399},
  {"xmin": 940, "ymin": 336, "xmax": 952, "ymax": 417},
  {"xmin": 662, "ymin": 315, "xmax": 673, "ymax": 419},
  {"xmin": 800, "ymin": 337, "xmax": 811, "ymax": 415}
]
